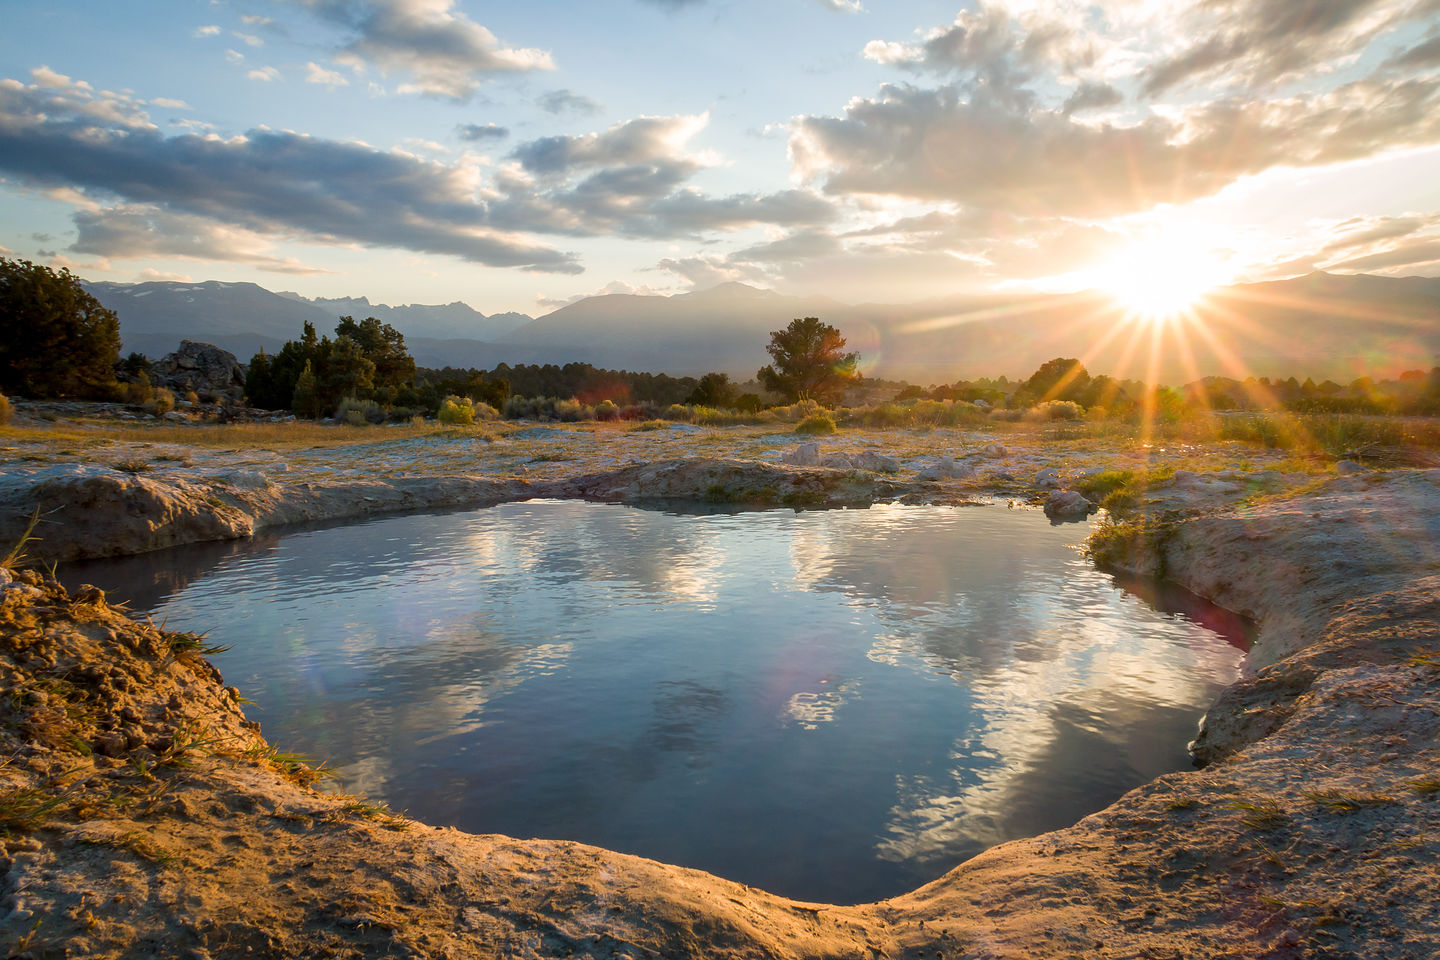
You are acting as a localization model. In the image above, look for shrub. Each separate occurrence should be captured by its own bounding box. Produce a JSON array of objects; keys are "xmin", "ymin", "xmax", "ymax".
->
[
  {"xmin": 144, "ymin": 387, "xmax": 176, "ymax": 417},
  {"xmin": 410, "ymin": 414, "xmax": 427, "ymax": 428},
  {"xmin": 664, "ymin": 403, "xmax": 695, "ymax": 422},
  {"xmin": 1025, "ymin": 400, "xmax": 1084, "ymax": 421},
  {"xmin": 438, "ymin": 396, "xmax": 475, "ymax": 425},
  {"xmin": 635, "ymin": 419, "xmax": 670, "ymax": 431},
  {"xmin": 0, "ymin": 393, "xmax": 10, "ymax": 425},
  {"xmin": 471, "ymin": 401, "xmax": 500, "ymax": 421},
  {"xmin": 184, "ymin": 390, "xmax": 200, "ymax": 405},
  {"xmin": 335, "ymin": 397, "xmax": 385, "ymax": 426},
  {"xmin": 734, "ymin": 393, "xmax": 764, "ymax": 413},
  {"xmin": 124, "ymin": 371, "xmax": 155, "ymax": 404},
  {"xmin": 594, "ymin": 399, "xmax": 620, "ymax": 421},
  {"xmin": 795, "ymin": 414, "xmax": 837, "ymax": 435}
]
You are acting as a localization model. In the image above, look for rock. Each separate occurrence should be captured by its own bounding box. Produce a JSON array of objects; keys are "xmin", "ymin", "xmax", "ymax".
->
[
  {"xmin": 981, "ymin": 443, "xmax": 1007, "ymax": 458},
  {"xmin": 1335, "ymin": 459, "xmax": 1364, "ymax": 475},
  {"xmin": 783, "ymin": 442, "xmax": 822, "ymax": 466},
  {"xmin": 1035, "ymin": 467, "xmax": 1062, "ymax": 489},
  {"xmin": 151, "ymin": 341, "xmax": 247, "ymax": 404},
  {"xmin": 973, "ymin": 399, "xmax": 990, "ymax": 409},
  {"xmin": 854, "ymin": 451, "xmax": 900, "ymax": 474},
  {"xmin": 916, "ymin": 456, "xmax": 976, "ymax": 481},
  {"xmin": 1043, "ymin": 489, "xmax": 1095, "ymax": 521},
  {"xmin": 821, "ymin": 452, "xmax": 856, "ymax": 468}
]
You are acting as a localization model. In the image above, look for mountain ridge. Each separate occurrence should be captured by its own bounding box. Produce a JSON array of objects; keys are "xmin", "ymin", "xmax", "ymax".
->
[{"xmin": 86, "ymin": 273, "xmax": 1440, "ymax": 384}]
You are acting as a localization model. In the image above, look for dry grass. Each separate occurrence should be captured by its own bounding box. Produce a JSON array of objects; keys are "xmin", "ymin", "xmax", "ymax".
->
[{"xmin": 0, "ymin": 420, "xmax": 445, "ymax": 451}]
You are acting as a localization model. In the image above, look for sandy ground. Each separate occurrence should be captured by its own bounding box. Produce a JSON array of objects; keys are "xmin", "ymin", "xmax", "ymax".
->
[{"xmin": 1, "ymin": 409, "xmax": 1438, "ymax": 958}]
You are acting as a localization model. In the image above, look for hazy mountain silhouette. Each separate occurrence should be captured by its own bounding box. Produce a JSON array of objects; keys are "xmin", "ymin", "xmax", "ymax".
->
[
  {"xmin": 87, "ymin": 273, "xmax": 1440, "ymax": 383},
  {"xmin": 86, "ymin": 280, "xmax": 534, "ymax": 364}
]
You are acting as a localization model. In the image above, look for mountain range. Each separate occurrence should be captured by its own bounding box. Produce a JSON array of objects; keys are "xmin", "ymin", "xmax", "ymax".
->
[{"xmin": 87, "ymin": 273, "xmax": 1440, "ymax": 385}]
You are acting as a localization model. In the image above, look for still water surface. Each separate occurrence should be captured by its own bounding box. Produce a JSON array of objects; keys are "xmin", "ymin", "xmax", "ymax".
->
[{"xmin": 62, "ymin": 501, "xmax": 1246, "ymax": 903}]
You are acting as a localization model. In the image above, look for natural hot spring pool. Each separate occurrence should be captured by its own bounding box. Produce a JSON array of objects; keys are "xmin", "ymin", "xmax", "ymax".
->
[{"xmin": 61, "ymin": 500, "xmax": 1247, "ymax": 903}]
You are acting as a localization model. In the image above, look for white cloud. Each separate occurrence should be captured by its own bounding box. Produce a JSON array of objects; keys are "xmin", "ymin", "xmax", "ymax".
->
[
  {"xmin": 149, "ymin": 97, "xmax": 191, "ymax": 110},
  {"xmin": 293, "ymin": 0, "xmax": 554, "ymax": 101},
  {"xmin": 305, "ymin": 62, "xmax": 349, "ymax": 88},
  {"xmin": 137, "ymin": 267, "xmax": 194, "ymax": 282},
  {"xmin": 225, "ymin": 49, "xmax": 245, "ymax": 64},
  {"xmin": 193, "ymin": 25, "xmax": 221, "ymax": 38},
  {"xmin": 241, "ymin": 14, "xmax": 274, "ymax": 27},
  {"xmin": 248, "ymin": 66, "xmax": 282, "ymax": 82},
  {"xmin": 232, "ymin": 32, "xmax": 264, "ymax": 47}
]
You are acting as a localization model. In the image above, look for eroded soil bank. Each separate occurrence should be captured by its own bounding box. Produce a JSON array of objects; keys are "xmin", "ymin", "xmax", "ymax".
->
[{"xmin": 2, "ymin": 419, "xmax": 1439, "ymax": 958}]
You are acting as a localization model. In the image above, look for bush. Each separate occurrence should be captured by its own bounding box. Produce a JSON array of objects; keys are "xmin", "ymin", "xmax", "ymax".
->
[
  {"xmin": 0, "ymin": 392, "xmax": 9, "ymax": 425},
  {"xmin": 594, "ymin": 399, "xmax": 620, "ymax": 421},
  {"xmin": 124, "ymin": 372, "xmax": 155, "ymax": 404},
  {"xmin": 635, "ymin": 419, "xmax": 670, "ymax": 431},
  {"xmin": 144, "ymin": 388, "xmax": 176, "ymax": 417},
  {"xmin": 438, "ymin": 396, "xmax": 475, "ymax": 425},
  {"xmin": 664, "ymin": 403, "xmax": 695, "ymax": 422},
  {"xmin": 472, "ymin": 401, "xmax": 500, "ymax": 421},
  {"xmin": 1025, "ymin": 400, "xmax": 1084, "ymax": 421},
  {"xmin": 335, "ymin": 397, "xmax": 385, "ymax": 426},
  {"xmin": 795, "ymin": 413, "xmax": 837, "ymax": 435}
]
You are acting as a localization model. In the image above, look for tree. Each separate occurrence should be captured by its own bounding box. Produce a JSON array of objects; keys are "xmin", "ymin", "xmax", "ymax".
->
[
  {"xmin": 1022, "ymin": 358, "xmax": 1091, "ymax": 404},
  {"xmin": 0, "ymin": 258, "xmax": 121, "ymax": 398},
  {"xmin": 686, "ymin": 372, "xmax": 738, "ymax": 407},
  {"xmin": 756, "ymin": 317, "xmax": 859, "ymax": 406},
  {"xmin": 291, "ymin": 361, "xmax": 320, "ymax": 419}
]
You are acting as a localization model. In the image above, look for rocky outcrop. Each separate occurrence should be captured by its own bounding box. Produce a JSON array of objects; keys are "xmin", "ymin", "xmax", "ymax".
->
[{"xmin": 151, "ymin": 340, "xmax": 246, "ymax": 403}]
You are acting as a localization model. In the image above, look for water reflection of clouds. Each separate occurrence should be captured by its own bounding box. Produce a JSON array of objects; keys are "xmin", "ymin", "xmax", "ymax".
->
[
  {"xmin": 783, "ymin": 677, "xmax": 861, "ymax": 730},
  {"xmin": 775, "ymin": 504, "xmax": 1243, "ymax": 868}
]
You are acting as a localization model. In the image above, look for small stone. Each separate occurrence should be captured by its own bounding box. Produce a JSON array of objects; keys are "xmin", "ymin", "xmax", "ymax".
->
[
  {"xmin": 1044, "ymin": 489, "xmax": 1094, "ymax": 521},
  {"xmin": 1335, "ymin": 459, "xmax": 1364, "ymax": 475}
]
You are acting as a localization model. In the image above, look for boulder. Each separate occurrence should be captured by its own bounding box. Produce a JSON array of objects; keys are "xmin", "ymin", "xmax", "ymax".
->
[
  {"xmin": 980, "ymin": 442, "xmax": 1007, "ymax": 458},
  {"xmin": 854, "ymin": 451, "xmax": 900, "ymax": 474},
  {"xmin": 1035, "ymin": 467, "xmax": 1063, "ymax": 489},
  {"xmin": 783, "ymin": 442, "xmax": 822, "ymax": 466},
  {"xmin": 916, "ymin": 456, "xmax": 976, "ymax": 481},
  {"xmin": 1335, "ymin": 459, "xmax": 1364, "ymax": 475},
  {"xmin": 151, "ymin": 341, "xmax": 246, "ymax": 404},
  {"xmin": 1043, "ymin": 489, "xmax": 1095, "ymax": 522}
]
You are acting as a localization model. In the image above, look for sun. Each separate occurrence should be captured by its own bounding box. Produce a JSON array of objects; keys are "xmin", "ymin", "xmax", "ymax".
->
[{"xmin": 1089, "ymin": 235, "xmax": 1232, "ymax": 321}]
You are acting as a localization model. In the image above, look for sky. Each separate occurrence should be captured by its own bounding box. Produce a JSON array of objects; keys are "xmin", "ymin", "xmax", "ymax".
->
[{"xmin": 2, "ymin": 0, "xmax": 1440, "ymax": 317}]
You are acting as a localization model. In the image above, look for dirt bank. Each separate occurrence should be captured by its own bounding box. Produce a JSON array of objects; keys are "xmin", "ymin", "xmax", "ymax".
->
[{"xmin": 2, "ymin": 429, "xmax": 1438, "ymax": 957}]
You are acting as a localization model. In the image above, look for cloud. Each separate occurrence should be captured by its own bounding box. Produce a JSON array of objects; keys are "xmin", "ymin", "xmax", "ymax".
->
[
  {"xmin": 248, "ymin": 66, "xmax": 282, "ymax": 82},
  {"xmin": 537, "ymin": 88, "xmax": 603, "ymax": 116},
  {"xmin": 1314, "ymin": 212, "xmax": 1440, "ymax": 274},
  {"xmin": 291, "ymin": 0, "xmax": 554, "ymax": 101},
  {"xmin": 1139, "ymin": 0, "xmax": 1438, "ymax": 96},
  {"xmin": 457, "ymin": 122, "xmax": 508, "ymax": 142},
  {"xmin": 305, "ymin": 62, "xmax": 350, "ymax": 88},
  {"xmin": 138, "ymin": 267, "xmax": 194, "ymax": 282},
  {"xmin": 193, "ymin": 25, "xmax": 221, "ymax": 38},
  {"xmin": 495, "ymin": 115, "xmax": 838, "ymax": 239},
  {"xmin": 817, "ymin": 0, "xmax": 864, "ymax": 11},
  {"xmin": 0, "ymin": 70, "xmax": 582, "ymax": 273},
  {"xmin": 790, "ymin": 74, "xmax": 1440, "ymax": 217},
  {"xmin": 232, "ymin": 32, "xmax": 264, "ymax": 47},
  {"xmin": 241, "ymin": 14, "xmax": 276, "ymax": 28},
  {"xmin": 511, "ymin": 114, "xmax": 708, "ymax": 175},
  {"xmin": 149, "ymin": 97, "xmax": 192, "ymax": 110},
  {"xmin": 225, "ymin": 49, "xmax": 246, "ymax": 64},
  {"xmin": 70, "ymin": 205, "xmax": 334, "ymax": 274}
]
